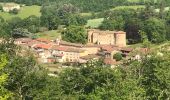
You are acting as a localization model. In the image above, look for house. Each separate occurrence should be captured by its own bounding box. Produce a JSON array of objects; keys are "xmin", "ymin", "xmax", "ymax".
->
[
  {"xmin": 14, "ymin": 38, "xmax": 32, "ymax": 45},
  {"xmin": 33, "ymin": 44, "xmax": 53, "ymax": 63},
  {"xmin": 80, "ymin": 54, "xmax": 101, "ymax": 63},
  {"xmin": 88, "ymin": 29, "xmax": 126, "ymax": 47},
  {"xmin": 51, "ymin": 46, "xmax": 86, "ymax": 63},
  {"xmin": 120, "ymin": 47, "xmax": 133, "ymax": 57},
  {"xmin": 2, "ymin": 3, "xmax": 20, "ymax": 12}
]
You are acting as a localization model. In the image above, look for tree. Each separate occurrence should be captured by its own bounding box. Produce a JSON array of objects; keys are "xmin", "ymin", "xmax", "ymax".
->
[
  {"xmin": 5, "ymin": 55, "xmax": 49, "ymax": 100},
  {"xmin": 0, "ymin": 17, "xmax": 10, "ymax": 37},
  {"xmin": 139, "ymin": 30, "xmax": 151, "ymax": 48},
  {"xmin": 0, "ymin": 5, "xmax": 2, "ymax": 11},
  {"xmin": 113, "ymin": 53, "xmax": 123, "ymax": 61},
  {"xmin": 0, "ymin": 54, "xmax": 11, "ymax": 100},
  {"xmin": 99, "ymin": 16, "xmax": 125, "ymax": 31},
  {"xmin": 125, "ymin": 18, "xmax": 143, "ymax": 44},
  {"xmin": 144, "ymin": 18, "xmax": 166, "ymax": 43},
  {"xmin": 125, "ymin": 52, "xmax": 170, "ymax": 99},
  {"xmin": 9, "ymin": 8, "xmax": 19, "ymax": 15},
  {"xmin": 23, "ymin": 15, "xmax": 41, "ymax": 33},
  {"xmin": 62, "ymin": 25, "xmax": 87, "ymax": 44}
]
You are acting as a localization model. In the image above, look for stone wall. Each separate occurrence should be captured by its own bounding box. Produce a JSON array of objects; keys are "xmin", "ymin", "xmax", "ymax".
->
[{"xmin": 88, "ymin": 29, "xmax": 126, "ymax": 47}]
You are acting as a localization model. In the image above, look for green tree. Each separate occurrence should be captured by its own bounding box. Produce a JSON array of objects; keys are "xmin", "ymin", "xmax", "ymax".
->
[
  {"xmin": 0, "ymin": 54, "xmax": 11, "ymax": 100},
  {"xmin": 9, "ymin": 8, "xmax": 19, "ymax": 15},
  {"xmin": 139, "ymin": 30, "xmax": 151, "ymax": 48},
  {"xmin": 126, "ymin": 52, "xmax": 170, "ymax": 99},
  {"xmin": 5, "ymin": 56, "xmax": 49, "ymax": 100},
  {"xmin": 144, "ymin": 18, "xmax": 166, "ymax": 43},
  {"xmin": 62, "ymin": 25, "xmax": 87, "ymax": 44},
  {"xmin": 23, "ymin": 15, "xmax": 41, "ymax": 33},
  {"xmin": 99, "ymin": 16, "xmax": 125, "ymax": 31}
]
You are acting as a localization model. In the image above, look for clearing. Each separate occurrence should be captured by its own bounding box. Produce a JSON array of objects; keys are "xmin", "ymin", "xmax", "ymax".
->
[
  {"xmin": 86, "ymin": 18, "xmax": 104, "ymax": 28},
  {"xmin": 0, "ymin": 5, "xmax": 41, "ymax": 20},
  {"xmin": 35, "ymin": 30, "xmax": 61, "ymax": 40}
]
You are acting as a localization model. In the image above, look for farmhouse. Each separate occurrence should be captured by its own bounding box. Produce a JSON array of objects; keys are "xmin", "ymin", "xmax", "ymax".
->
[
  {"xmin": 88, "ymin": 29, "xmax": 126, "ymax": 47},
  {"xmin": 2, "ymin": 3, "xmax": 20, "ymax": 12}
]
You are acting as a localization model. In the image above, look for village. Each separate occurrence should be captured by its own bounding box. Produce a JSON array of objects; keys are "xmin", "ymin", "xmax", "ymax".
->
[{"xmin": 14, "ymin": 29, "xmax": 149, "ymax": 68}]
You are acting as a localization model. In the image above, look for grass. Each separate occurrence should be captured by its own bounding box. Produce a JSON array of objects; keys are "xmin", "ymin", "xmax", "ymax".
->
[
  {"xmin": 35, "ymin": 30, "xmax": 61, "ymax": 40},
  {"xmin": 128, "ymin": 41, "xmax": 170, "ymax": 49},
  {"xmin": 86, "ymin": 18, "xmax": 104, "ymax": 28},
  {"xmin": 80, "ymin": 13, "xmax": 92, "ymax": 17},
  {"xmin": 111, "ymin": 5, "xmax": 145, "ymax": 11},
  {"xmin": 0, "ymin": 5, "xmax": 41, "ymax": 20}
]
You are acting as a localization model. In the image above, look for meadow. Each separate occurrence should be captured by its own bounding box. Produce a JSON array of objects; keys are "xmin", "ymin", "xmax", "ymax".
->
[
  {"xmin": 86, "ymin": 18, "xmax": 104, "ymax": 28},
  {"xmin": 35, "ymin": 30, "xmax": 61, "ymax": 40},
  {"xmin": 0, "ymin": 5, "xmax": 41, "ymax": 20}
]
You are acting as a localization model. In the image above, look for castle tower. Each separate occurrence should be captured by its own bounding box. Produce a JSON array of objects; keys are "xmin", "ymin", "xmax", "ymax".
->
[
  {"xmin": 114, "ymin": 31, "xmax": 126, "ymax": 47},
  {"xmin": 87, "ymin": 30, "xmax": 94, "ymax": 43}
]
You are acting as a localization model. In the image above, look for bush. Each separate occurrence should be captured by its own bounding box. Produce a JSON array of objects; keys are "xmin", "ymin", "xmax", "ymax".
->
[
  {"xmin": 113, "ymin": 53, "xmax": 122, "ymax": 61},
  {"xmin": 9, "ymin": 8, "xmax": 19, "ymax": 14}
]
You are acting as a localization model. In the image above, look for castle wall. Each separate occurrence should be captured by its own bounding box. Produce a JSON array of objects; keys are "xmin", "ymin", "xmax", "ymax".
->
[
  {"xmin": 87, "ymin": 29, "xmax": 126, "ymax": 47},
  {"xmin": 115, "ymin": 32, "xmax": 126, "ymax": 47}
]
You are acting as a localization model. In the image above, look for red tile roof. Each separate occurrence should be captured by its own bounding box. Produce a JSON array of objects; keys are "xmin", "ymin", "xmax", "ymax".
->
[
  {"xmin": 101, "ymin": 45, "xmax": 120, "ymax": 53},
  {"xmin": 120, "ymin": 47, "xmax": 133, "ymax": 52},
  {"xmin": 36, "ymin": 38, "xmax": 51, "ymax": 43},
  {"xmin": 34, "ymin": 44, "xmax": 52, "ymax": 49},
  {"xmin": 52, "ymin": 46, "xmax": 84, "ymax": 53}
]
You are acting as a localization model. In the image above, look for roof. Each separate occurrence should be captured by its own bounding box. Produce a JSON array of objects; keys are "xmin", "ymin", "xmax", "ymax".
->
[
  {"xmin": 36, "ymin": 38, "xmax": 51, "ymax": 43},
  {"xmin": 27, "ymin": 40, "xmax": 38, "ymax": 46},
  {"xmin": 87, "ymin": 29, "xmax": 126, "ymax": 34},
  {"xmin": 60, "ymin": 40, "xmax": 83, "ymax": 47},
  {"xmin": 120, "ymin": 47, "xmax": 133, "ymax": 52},
  {"xmin": 80, "ymin": 54, "xmax": 101, "ymax": 60},
  {"xmin": 15, "ymin": 38, "xmax": 32, "ymax": 43},
  {"xmin": 52, "ymin": 46, "xmax": 85, "ymax": 53},
  {"xmin": 34, "ymin": 44, "xmax": 52, "ymax": 49},
  {"xmin": 101, "ymin": 45, "xmax": 120, "ymax": 53}
]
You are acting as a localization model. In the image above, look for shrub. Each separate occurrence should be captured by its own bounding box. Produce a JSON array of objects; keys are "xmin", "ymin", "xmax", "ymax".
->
[{"xmin": 113, "ymin": 52, "xmax": 122, "ymax": 61}]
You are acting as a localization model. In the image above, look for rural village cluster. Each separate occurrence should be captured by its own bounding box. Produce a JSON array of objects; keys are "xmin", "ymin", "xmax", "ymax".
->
[{"xmin": 14, "ymin": 29, "xmax": 149, "ymax": 67}]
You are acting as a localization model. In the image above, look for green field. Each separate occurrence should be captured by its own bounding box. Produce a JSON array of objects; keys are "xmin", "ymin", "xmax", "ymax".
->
[
  {"xmin": 86, "ymin": 18, "xmax": 104, "ymax": 28},
  {"xmin": 0, "ymin": 5, "xmax": 41, "ymax": 20},
  {"xmin": 35, "ymin": 30, "xmax": 61, "ymax": 40},
  {"xmin": 111, "ymin": 5, "xmax": 144, "ymax": 11}
]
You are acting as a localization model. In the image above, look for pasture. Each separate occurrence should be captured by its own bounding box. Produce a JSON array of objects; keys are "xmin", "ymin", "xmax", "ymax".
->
[
  {"xmin": 0, "ymin": 5, "xmax": 41, "ymax": 20},
  {"xmin": 35, "ymin": 30, "xmax": 61, "ymax": 40},
  {"xmin": 86, "ymin": 18, "xmax": 104, "ymax": 28}
]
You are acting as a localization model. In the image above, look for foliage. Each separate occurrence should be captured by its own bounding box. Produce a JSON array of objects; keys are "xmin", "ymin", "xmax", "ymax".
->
[
  {"xmin": 113, "ymin": 53, "xmax": 123, "ymax": 61},
  {"xmin": 62, "ymin": 25, "xmax": 87, "ymax": 44},
  {"xmin": 9, "ymin": 8, "xmax": 19, "ymax": 15},
  {"xmin": 5, "ymin": 55, "xmax": 49, "ymax": 99},
  {"xmin": 99, "ymin": 16, "xmax": 125, "ymax": 31},
  {"xmin": 139, "ymin": 30, "xmax": 151, "ymax": 48},
  {"xmin": 143, "ymin": 18, "xmax": 166, "ymax": 43},
  {"xmin": 0, "ymin": 54, "xmax": 11, "ymax": 100}
]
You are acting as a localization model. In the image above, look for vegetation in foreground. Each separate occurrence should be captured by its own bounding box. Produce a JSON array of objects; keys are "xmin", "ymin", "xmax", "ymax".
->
[{"xmin": 0, "ymin": 40, "xmax": 170, "ymax": 99}]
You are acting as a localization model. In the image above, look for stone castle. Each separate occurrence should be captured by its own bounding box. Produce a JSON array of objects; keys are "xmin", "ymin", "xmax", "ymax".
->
[{"xmin": 88, "ymin": 29, "xmax": 126, "ymax": 47}]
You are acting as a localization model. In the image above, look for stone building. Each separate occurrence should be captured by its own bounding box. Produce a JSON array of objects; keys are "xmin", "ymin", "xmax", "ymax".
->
[{"xmin": 88, "ymin": 29, "xmax": 126, "ymax": 47}]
